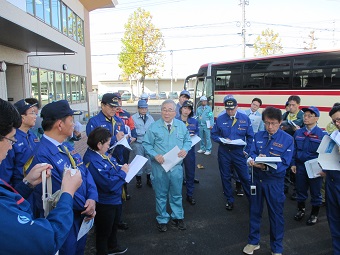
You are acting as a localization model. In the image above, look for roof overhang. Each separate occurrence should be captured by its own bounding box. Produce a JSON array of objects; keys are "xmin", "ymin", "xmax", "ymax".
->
[
  {"xmin": 79, "ymin": 0, "xmax": 118, "ymax": 12},
  {"xmin": 0, "ymin": 16, "xmax": 73, "ymax": 53}
]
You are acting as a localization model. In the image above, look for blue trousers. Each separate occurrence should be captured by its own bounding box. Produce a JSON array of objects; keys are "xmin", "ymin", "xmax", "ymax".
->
[
  {"xmin": 151, "ymin": 164, "xmax": 184, "ymax": 224},
  {"xmin": 217, "ymin": 146, "xmax": 250, "ymax": 203},
  {"xmin": 295, "ymin": 162, "xmax": 322, "ymax": 206},
  {"xmin": 183, "ymin": 147, "xmax": 196, "ymax": 197},
  {"xmin": 248, "ymin": 171, "xmax": 285, "ymax": 254},
  {"xmin": 325, "ymin": 171, "xmax": 340, "ymax": 255},
  {"xmin": 199, "ymin": 126, "xmax": 212, "ymax": 152}
]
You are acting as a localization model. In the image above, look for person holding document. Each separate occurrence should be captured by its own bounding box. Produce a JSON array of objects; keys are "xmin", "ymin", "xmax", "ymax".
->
[
  {"xmin": 143, "ymin": 100, "xmax": 191, "ymax": 232},
  {"xmin": 243, "ymin": 107, "xmax": 294, "ymax": 255},
  {"xmin": 83, "ymin": 127, "xmax": 128, "ymax": 255},
  {"xmin": 177, "ymin": 100, "xmax": 199, "ymax": 205},
  {"xmin": 211, "ymin": 97, "xmax": 254, "ymax": 211},
  {"xmin": 322, "ymin": 105, "xmax": 340, "ymax": 255},
  {"xmin": 291, "ymin": 106, "xmax": 325, "ymax": 225}
]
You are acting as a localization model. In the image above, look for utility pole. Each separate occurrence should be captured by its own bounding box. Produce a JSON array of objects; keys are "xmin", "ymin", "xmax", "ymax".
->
[
  {"xmin": 238, "ymin": 0, "xmax": 249, "ymax": 58},
  {"xmin": 170, "ymin": 50, "xmax": 173, "ymax": 92}
]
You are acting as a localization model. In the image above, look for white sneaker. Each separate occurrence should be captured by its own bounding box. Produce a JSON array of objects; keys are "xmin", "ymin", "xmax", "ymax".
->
[
  {"xmin": 271, "ymin": 253, "xmax": 282, "ymax": 255},
  {"xmin": 243, "ymin": 244, "xmax": 260, "ymax": 254},
  {"xmin": 204, "ymin": 151, "xmax": 211, "ymax": 155},
  {"xmin": 197, "ymin": 150, "xmax": 205, "ymax": 154}
]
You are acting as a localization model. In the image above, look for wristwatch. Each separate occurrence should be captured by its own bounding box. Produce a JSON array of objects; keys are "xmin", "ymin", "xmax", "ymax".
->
[{"xmin": 23, "ymin": 179, "xmax": 35, "ymax": 189}]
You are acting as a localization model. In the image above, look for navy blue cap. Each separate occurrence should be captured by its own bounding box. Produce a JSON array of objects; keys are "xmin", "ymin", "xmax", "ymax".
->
[
  {"xmin": 180, "ymin": 90, "xmax": 190, "ymax": 98},
  {"xmin": 224, "ymin": 98, "xmax": 238, "ymax": 109},
  {"xmin": 41, "ymin": 100, "xmax": 82, "ymax": 120},
  {"xmin": 112, "ymin": 93, "xmax": 121, "ymax": 100},
  {"xmin": 14, "ymin": 99, "xmax": 38, "ymax": 115},
  {"xmin": 223, "ymin": 94, "xmax": 234, "ymax": 103},
  {"xmin": 101, "ymin": 93, "xmax": 120, "ymax": 107},
  {"xmin": 181, "ymin": 100, "xmax": 193, "ymax": 108},
  {"xmin": 138, "ymin": 100, "xmax": 148, "ymax": 108},
  {"xmin": 301, "ymin": 106, "xmax": 320, "ymax": 117}
]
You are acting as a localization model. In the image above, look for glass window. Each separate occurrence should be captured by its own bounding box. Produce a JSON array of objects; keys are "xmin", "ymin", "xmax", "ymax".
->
[
  {"xmin": 214, "ymin": 64, "xmax": 242, "ymax": 90},
  {"xmin": 65, "ymin": 74, "xmax": 71, "ymax": 102},
  {"xmin": 77, "ymin": 17, "xmax": 84, "ymax": 45},
  {"xmin": 67, "ymin": 7, "xmax": 74, "ymax": 39},
  {"xmin": 73, "ymin": 15, "xmax": 78, "ymax": 41},
  {"xmin": 27, "ymin": 0, "xmax": 34, "ymax": 15},
  {"xmin": 80, "ymin": 76, "xmax": 87, "ymax": 102},
  {"xmin": 61, "ymin": 3, "xmax": 67, "ymax": 35},
  {"xmin": 35, "ymin": 0, "xmax": 44, "ymax": 20},
  {"xmin": 40, "ymin": 69, "xmax": 55, "ymax": 105},
  {"xmin": 294, "ymin": 69, "xmax": 325, "ymax": 89},
  {"xmin": 70, "ymin": 75, "xmax": 79, "ymax": 103},
  {"xmin": 44, "ymin": 0, "xmax": 51, "ymax": 25},
  {"xmin": 55, "ymin": 72, "xmax": 65, "ymax": 100},
  {"xmin": 30, "ymin": 67, "xmax": 39, "ymax": 101},
  {"xmin": 51, "ymin": 0, "xmax": 61, "ymax": 31}
]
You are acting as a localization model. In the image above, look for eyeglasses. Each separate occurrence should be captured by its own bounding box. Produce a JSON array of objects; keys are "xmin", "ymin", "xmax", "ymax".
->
[
  {"xmin": 161, "ymin": 109, "xmax": 175, "ymax": 113},
  {"xmin": 0, "ymin": 135, "xmax": 17, "ymax": 145},
  {"xmin": 304, "ymin": 114, "xmax": 316, "ymax": 119},
  {"xmin": 264, "ymin": 121, "xmax": 280, "ymax": 126},
  {"xmin": 26, "ymin": 111, "xmax": 38, "ymax": 116},
  {"xmin": 332, "ymin": 118, "xmax": 340, "ymax": 125}
]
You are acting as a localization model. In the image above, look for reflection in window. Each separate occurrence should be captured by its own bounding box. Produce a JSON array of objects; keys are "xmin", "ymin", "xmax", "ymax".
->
[
  {"xmin": 27, "ymin": 0, "xmax": 34, "ymax": 15},
  {"xmin": 40, "ymin": 69, "xmax": 55, "ymax": 106},
  {"xmin": 44, "ymin": 0, "xmax": 51, "ymax": 25},
  {"xmin": 51, "ymin": 0, "xmax": 61, "ymax": 31},
  {"xmin": 71, "ymin": 75, "xmax": 79, "ymax": 103},
  {"xmin": 35, "ymin": 0, "xmax": 44, "ymax": 20},
  {"xmin": 67, "ymin": 7, "xmax": 74, "ymax": 39},
  {"xmin": 30, "ymin": 68, "xmax": 39, "ymax": 101},
  {"xmin": 62, "ymin": 3, "xmax": 67, "ymax": 35},
  {"xmin": 65, "ymin": 74, "xmax": 71, "ymax": 102},
  {"xmin": 55, "ymin": 72, "xmax": 65, "ymax": 100},
  {"xmin": 77, "ymin": 16, "xmax": 84, "ymax": 45},
  {"xmin": 80, "ymin": 77, "xmax": 87, "ymax": 102}
]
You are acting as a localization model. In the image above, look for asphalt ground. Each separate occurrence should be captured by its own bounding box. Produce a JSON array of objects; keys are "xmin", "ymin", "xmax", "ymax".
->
[{"xmin": 82, "ymin": 114, "xmax": 334, "ymax": 255}]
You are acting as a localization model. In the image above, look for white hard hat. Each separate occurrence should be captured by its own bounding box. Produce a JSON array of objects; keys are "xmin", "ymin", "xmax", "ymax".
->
[{"xmin": 200, "ymin": 96, "xmax": 207, "ymax": 101}]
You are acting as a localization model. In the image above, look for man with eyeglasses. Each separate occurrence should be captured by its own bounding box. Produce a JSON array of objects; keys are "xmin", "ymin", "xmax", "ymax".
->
[
  {"xmin": 0, "ymin": 98, "xmax": 40, "ymax": 187},
  {"xmin": 320, "ymin": 104, "xmax": 340, "ymax": 254},
  {"xmin": 243, "ymin": 107, "xmax": 294, "ymax": 255},
  {"xmin": 211, "ymin": 97, "xmax": 254, "ymax": 211},
  {"xmin": 244, "ymin": 98, "xmax": 265, "ymax": 134},
  {"xmin": 143, "ymin": 99, "xmax": 191, "ymax": 232},
  {"xmin": 290, "ymin": 106, "xmax": 325, "ymax": 226}
]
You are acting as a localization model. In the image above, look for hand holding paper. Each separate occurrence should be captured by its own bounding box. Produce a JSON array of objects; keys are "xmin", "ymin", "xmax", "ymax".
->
[{"xmin": 161, "ymin": 146, "xmax": 183, "ymax": 172}]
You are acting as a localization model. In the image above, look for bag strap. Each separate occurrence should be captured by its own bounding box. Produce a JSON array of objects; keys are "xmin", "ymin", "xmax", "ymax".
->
[{"xmin": 42, "ymin": 170, "xmax": 52, "ymax": 217}]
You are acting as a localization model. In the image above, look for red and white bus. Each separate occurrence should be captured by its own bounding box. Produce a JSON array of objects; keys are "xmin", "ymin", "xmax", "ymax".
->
[{"xmin": 184, "ymin": 49, "xmax": 340, "ymax": 128}]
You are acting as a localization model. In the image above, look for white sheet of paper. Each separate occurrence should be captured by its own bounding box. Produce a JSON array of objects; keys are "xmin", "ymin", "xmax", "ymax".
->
[
  {"xmin": 77, "ymin": 218, "xmax": 94, "ymax": 241},
  {"xmin": 219, "ymin": 138, "xmax": 246, "ymax": 146},
  {"xmin": 109, "ymin": 135, "xmax": 132, "ymax": 151},
  {"xmin": 206, "ymin": 120, "xmax": 211, "ymax": 128},
  {"xmin": 330, "ymin": 130, "xmax": 340, "ymax": 147},
  {"xmin": 161, "ymin": 146, "xmax": 182, "ymax": 172},
  {"xmin": 190, "ymin": 135, "xmax": 201, "ymax": 147},
  {"xmin": 317, "ymin": 135, "xmax": 340, "ymax": 170},
  {"xmin": 304, "ymin": 158, "xmax": 322, "ymax": 178},
  {"xmin": 255, "ymin": 157, "xmax": 282, "ymax": 163},
  {"xmin": 125, "ymin": 155, "xmax": 148, "ymax": 183}
]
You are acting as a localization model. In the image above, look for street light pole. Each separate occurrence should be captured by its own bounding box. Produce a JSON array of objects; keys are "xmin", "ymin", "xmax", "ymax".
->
[{"xmin": 170, "ymin": 50, "xmax": 173, "ymax": 92}]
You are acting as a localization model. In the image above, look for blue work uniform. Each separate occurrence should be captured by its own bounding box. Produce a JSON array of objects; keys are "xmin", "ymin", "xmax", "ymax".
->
[
  {"xmin": 86, "ymin": 111, "xmax": 127, "ymax": 164},
  {"xmin": 0, "ymin": 129, "xmax": 39, "ymax": 186},
  {"xmin": 211, "ymin": 112, "xmax": 254, "ymax": 203},
  {"xmin": 131, "ymin": 112, "xmax": 155, "ymax": 176},
  {"xmin": 29, "ymin": 135, "xmax": 98, "ymax": 255},
  {"xmin": 177, "ymin": 116, "xmax": 199, "ymax": 198},
  {"xmin": 83, "ymin": 149, "xmax": 126, "ymax": 255},
  {"xmin": 196, "ymin": 105, "xmax": 213, "ymax": 153},
  {"xmin": 0, "ymin": 178, "xmax": 74, "ymax": 255},
  {"xmin": 248, "ymin": 129, "xmax": 294, "ymax": 254},
  {"xmin": 143, "ymin": 118, "xmax": 191, "ymax": 224},
  {"xmin": 292, "ymin": 126, "xmax": 325, "ymax": 206},
  {"xmin": 244, "ymin": 109, "xmax": 265, "ymax": 133}
]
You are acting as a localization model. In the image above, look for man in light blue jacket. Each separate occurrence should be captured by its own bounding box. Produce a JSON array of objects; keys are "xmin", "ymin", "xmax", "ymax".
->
[
  {"xmin": 244, "ymin": 98, "xmax": 265, "ymax": 134},
  {"xmin": 196, "ymin": 96, "xmax": 213, "ymax": 155},
  {"xmin": 143, "ymin": 100, "xmax": 191, "ymax": 232}
]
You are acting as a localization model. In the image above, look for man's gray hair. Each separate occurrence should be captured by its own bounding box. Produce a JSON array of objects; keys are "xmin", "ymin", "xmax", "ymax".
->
[{"xmin": 161, "ymin": 99, "xmax": 176, "ymax": 109}]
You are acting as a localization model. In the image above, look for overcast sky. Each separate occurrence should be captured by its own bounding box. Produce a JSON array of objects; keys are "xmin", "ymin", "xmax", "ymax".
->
[{"xmin": 89, "ymin": 0, "xmax": 340, "ymax": 83}]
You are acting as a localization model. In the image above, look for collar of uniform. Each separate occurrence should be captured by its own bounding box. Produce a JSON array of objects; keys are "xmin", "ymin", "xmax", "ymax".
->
[
  {"xmin": 164, "ymin": 120, "xmax": 174, "ymax": 126},
  {"xmin": 40, "ymin": 135, "xmax": 63, "ymax": 155},
  {"xmin": 14, "ymin": 128, "xmax": 27, "ymax": 138}
]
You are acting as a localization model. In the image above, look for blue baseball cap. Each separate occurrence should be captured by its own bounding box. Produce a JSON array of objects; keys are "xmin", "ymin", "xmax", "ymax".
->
[
  {"xmin": 112, "ymin": 93, "xmax": 121, "ymax": 100},
  {"xmin": 140, "ymin": 93, "xmax": 149, "ymax": 100},
  {"xmin": 181, "ymin": 100, "xmax": 193, "ymax": 109},
  {"xmin": 41, "ymin": 100, "xmax": 82, "ymax": 120},
  {"xmin": 101, "ymin": 93, "xmax": 120, "ymax": 107},
  {"xmin": 180, "ymin": 90, "xmax": 190, "ymax": 99},
  {"xmin": 223, "ymin": 94, "xmax": 234, "ymax": 103},
  {"xmin": 138, "ymin": 100, "xmax": 148, "ymax": 108},
  {"xmin": 224, "ymin": 98, "xmax": 238, "ymax": 109},
  {"xmin": 301, "ymin": 106, "xmax": 320, "ymax": 117},
  {"xmin": 14, "ymin": 98, "xmax": 38, "ymax": 115}
]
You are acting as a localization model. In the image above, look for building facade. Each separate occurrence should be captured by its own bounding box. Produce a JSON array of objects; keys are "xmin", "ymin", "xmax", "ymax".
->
[{"xmin": 0, "ymin": 0, "xmax": 117, "ymax": 114}]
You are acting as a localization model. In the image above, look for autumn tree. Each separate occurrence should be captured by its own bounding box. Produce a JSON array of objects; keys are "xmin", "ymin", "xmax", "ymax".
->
[
  {"xmin": 118, "ymin": 8, "xmax": 165, "ymax": 92},
  {"xmin": 253, "ymin": 28, "xmax": 283, "ymax": 57},
  {"xmin": 303, "ymin": 31, "xmax": 317, "ymax": 50}
]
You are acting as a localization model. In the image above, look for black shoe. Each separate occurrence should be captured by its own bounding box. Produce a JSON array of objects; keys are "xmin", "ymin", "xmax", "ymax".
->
[
  {"xmin": 284, "ymin": 187, "xmax": 288, "ymax": 194},
  {"xmin": 118, "ymin": 221, "xmax": 129, "ymax": 230},
  {"xmin": 108, "ymin": 246, "xmax": 128, "ymax": 255},
  {"xmin": 194, "ymin": 179, "xmax": 200, "ymax": 184},
  {"xmin": 290, "ymin": 192, "xmax": 297, "ymax": 201},
  {"xmin": 225, "ymin": 202, "xmax": 234, "ymax": 211},
  {"xmin": 147, "ymin": 178, "xmax": 152, "ymax": 187},
  {"xmin": 183, "ymin": 180, "xmax": 186, "ymax": 186},
  {"xmin": 157, "ymin": 223, "xmax": 167, "ymax": 232},
  {"xmin": 136, "ymin": 179, "xmax": 142, "ymax": 188},
  {"xmin": 171, "ymin": 219, "xmax": 186, "ymax": 230},
  {"xmin": 306, "ymin": 215, "xmax": 318, "ymax": 226},
  {"xmin": 186, "ymin": 196, "xmax": 196, "ymax": 205},
  {"xmin": 236, "ymin": 187, "xmax": 244, "ymax": 196},
  {"xmin": 125, "ymin": 194, "xmax": 131, "ymax": 200},
  {"xmin": 294, "ymin": 209, "xmax": 305, "ymax": 221}
]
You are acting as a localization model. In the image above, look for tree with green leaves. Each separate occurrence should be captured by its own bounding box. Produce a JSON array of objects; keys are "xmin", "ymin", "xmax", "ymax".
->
[
  {"xmin": 253, "ymin": 28, "xmax": 283, "ymax": 57},
  {"xmin": 118, "ymin": 8, "xmax": 165, "ymax": 93}
]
